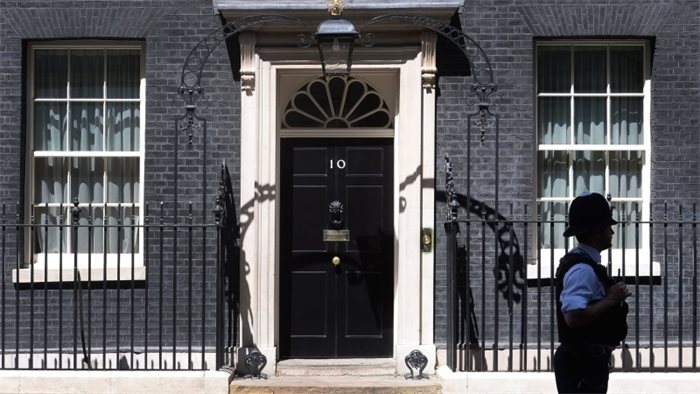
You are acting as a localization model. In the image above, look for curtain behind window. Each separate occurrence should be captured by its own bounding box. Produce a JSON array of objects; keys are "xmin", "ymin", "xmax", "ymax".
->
[
  {"xmin": 537, "ymin": 44, "xmax": 644, "ymax": 249},
  {"xmin": 33, "ymin": 48, "xmax": 141, "ymax": 255}
]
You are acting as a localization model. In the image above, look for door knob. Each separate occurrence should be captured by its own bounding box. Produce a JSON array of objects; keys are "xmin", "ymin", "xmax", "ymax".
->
[{"xmin": 331, "ymin": 256, "xmax": 341, "ymax": 266}]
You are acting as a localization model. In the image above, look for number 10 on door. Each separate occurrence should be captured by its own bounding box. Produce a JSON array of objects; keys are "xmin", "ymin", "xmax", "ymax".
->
[{"xmin": 330, "ymin": 159, "xmax": 346, "ymax": 169}]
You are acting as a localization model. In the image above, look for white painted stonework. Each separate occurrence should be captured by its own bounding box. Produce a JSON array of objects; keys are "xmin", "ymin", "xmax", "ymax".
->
[
  {"xmin": 0, "ymin": 370, "xmax": 231, "ymax": 394},
  {"xmin": 236, "ymin": 27, "xmax": 438, "ymax": 375}
]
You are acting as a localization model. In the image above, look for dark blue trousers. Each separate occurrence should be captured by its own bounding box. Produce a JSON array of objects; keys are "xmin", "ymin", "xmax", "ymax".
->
[{"xmin": 553, "ymin": 343, "xmax": 612, "ymax": 393}]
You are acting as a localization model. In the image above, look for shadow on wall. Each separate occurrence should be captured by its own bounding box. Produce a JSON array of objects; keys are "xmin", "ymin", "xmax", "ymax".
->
[
  {"xmin": 216, "ymin": 163, "xmax": 247, "ymax": 354},
  {"xmin": 231, "ymin": 169, "xmax": 277, "ymax": 348},
  {"xmin": 436, "ymin": 190, "xmax": 527, "ymax": 307}
]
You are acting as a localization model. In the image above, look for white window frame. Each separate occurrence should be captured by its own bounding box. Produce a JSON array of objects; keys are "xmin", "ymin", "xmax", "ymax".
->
[
  {"xmin": 532, "ymin": 40, "xmax": 659, "ymax": 279},
  {"xmin": 16, "ymin": 41, "xmax": 146, "ymax": 282}
]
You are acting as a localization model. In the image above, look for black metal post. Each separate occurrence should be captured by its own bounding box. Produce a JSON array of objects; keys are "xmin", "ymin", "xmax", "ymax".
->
[
  {"xmin": 72, "ymin": 199, "xmax": 79, "ymax": 369},
  {"xmin": 117, "ymin": 204, "xmax": 122, "ymax": 367},
  {"xmin": 43, "ymin": 204, "xmax": 49, "ymax": 369},
  {"xmin": 664, "ymin": 201, "xmax": 668, "ymax": 371},
  {"xmin": 130, "ymin": 203, "xmax": 136, "ymax": 369},
  {"xmin": 214, "ymin": 199, "xmax": 224, "ymax": 369},
  {"xmin": 188, "ymin": 202, "xmax": 193, "ymax": 368},
  {"xmin": 1, "ymin": 204, "xmax": 4, "ymax": 369},
  {"xmin": 87, "ymin": 203, "xmax": 93, "ymax": 367},
  {"xmin": 444, "ymin": 155, "xmax": 459, "ymax": 371},
  {"xmin": 445, "ymin": 220, "xmax": 457, "ymax": 371},
  {"xmin": 692, "ymin": 203, "xmax": 697, "ymax": 370},
  {"xmin": 678, "ymin": 205, "xmax": 684, "ymax": 370},
  {"xmin": 144, "ymin": 203, "xmax": 149, "ymax": 369},
  {"xmin": 158, "ymin": 203, "xmax": 164, "ymax": 369}
]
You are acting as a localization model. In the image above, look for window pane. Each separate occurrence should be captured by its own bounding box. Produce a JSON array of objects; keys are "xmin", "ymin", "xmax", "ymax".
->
[
  {"xmin": 611, "ymin": 202, "xmax": 642, "ymax": 250},
  {"xmin": 70, "ymin": 102, "xmax": 103, "ymax": 151},
  {"xmin": 537, "ymin": 46, "xmax": 570, "ymax": 93},
  {"xmin": 107, "ymin": 50, "xmax": 140, "ymax": 99},
  {"xmin": 34, "ymin": 157, "xmax": 66, "ymax": 204},
  {"xmin": 34, "ymin": 50, "xmax": 67, "ymax": 98},
  {"xmin": 574, "ymin": 47, "xmax": 606, "ymax": 93},
  {"xmin": 76, "ymin": 207, "xmax": 104, "ymax": 253},
  {"xmin": 611, "ymin": 97, "xmax": 643, "ymax": 144},
  {"xmin": 538, "ymin": 97, "xmax": 570, "ymax": 144},
  {"xmin": 539, "ymin": 151, "xmax": 568, "ymax": 198},
  {"xmin": 70, "ymin": 50, "xmax": 104, "ymax": 98},
  {"xmin": 574, "ymin": 98, "xmax": 606, "ymax": 144},
  {"xmin": 106, "ymin": 102, "xmax": 140, "ymax": 151},
  {"xmin": 34, "ymin": 102, "xmax": 66, "ymax": 151},
  {"xmin": 539, "ymin": 202, "xmax": 567, "ymax": 249},
  {"xmin": 106, "ymin": 206, "xmax": 139, "ymax": 254},
  {"xmin": 34, "ymin": 206, "xmax": 66, "ymax": 254},
  {"xmin": 107, "ymin": 158, "xmax": 139, "ymax": 203},
  {"xmin": 611, "ymin": 47, "xmax": 643, "ymax": 93},
  {"xmin": 610, "ymin": 151, "xmax": 642, "ymax": 198},
  {"xmin": 574, "ymin": 151, "xmax": 605, "ymax": 196},
  {"xmin": 71, "ymin": 157, "xmax": 104, "ymax": 204}
]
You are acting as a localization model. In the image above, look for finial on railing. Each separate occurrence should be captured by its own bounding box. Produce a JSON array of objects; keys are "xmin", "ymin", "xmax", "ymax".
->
[
  {"xmin": 71, "ymin": 197, "xmax": 81, "ymax": 225},
  {"xmin": 213, "ymin": 161, "xmax": 227, "ymax": 227}
]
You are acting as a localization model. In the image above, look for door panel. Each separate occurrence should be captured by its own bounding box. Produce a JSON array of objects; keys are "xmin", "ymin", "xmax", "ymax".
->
[
  {"xmin": 344, "ymin": 271, "xmax": 383, "ymax": 336},
  {"xmin": 345, "ymin": 185, "xmax": 384, "ymax": 252},
  {"xmin": 290, "ymin": 271, "xmax": 329, "ymax": 336},
  {"xmin": 291, "ymin": 186, "xmax": 329, "ymax": 251},
  {"xmin": 280, "ymin": 138, "xmax": 393, "ymax": 358}
]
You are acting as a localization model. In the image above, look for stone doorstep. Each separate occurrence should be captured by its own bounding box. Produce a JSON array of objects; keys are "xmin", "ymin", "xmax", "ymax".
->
[
  {"xmin": 276, "ymin": 358, "xmax": 398, "ymax": 376},
  {"xmin": 229, "ymin": 376, "xmax": 441, "ymax": 394},
  {"xmin": 231, "ymin": 359, "xmax": 440, "ymax": 394}
]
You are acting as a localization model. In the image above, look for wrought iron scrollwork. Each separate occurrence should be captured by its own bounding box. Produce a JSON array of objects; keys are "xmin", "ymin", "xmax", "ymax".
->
[
  {"xmin": 179, "ymin": 13, "xmax": 497, "ymax": 143},
  {"xmin": 179, "ymin": 15, "xmax": 307, "ymax": 110},
  {"xmin": 444, "ymin": 155, "xmax": 459, "ymax": 222},
  {"xmin": 437, "ymin": 189, "xmax": 527, "ymax": 307},
  {"xmin": 361, "ymin": 15, "xmax": 498, "ymax": 144},
  {"xmin": 242, "ymin": 350, "xmax": 268, "ymax": 379},
  {"xmin": 404, "ymin": 349, "xmax": 429, "ymax": 379},
  {"xmin": 214, "ymin": 162, "xmax": 233, "ymax": 229},
  {"xmin": 361, "ymin": 15, "xmax": 495, "ymax": 86},
  {"xmin": 329, "ymin": 200, "xmax": 344, "ymax": 229}
]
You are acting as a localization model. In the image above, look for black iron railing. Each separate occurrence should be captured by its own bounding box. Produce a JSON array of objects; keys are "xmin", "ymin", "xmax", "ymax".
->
[
  {"xmin": 0, "ymin": 165, "xmax": 238, "ymax": 371},
  {"xmin": 0, "ymin": 203, "xmax": 234, "ymax": 370},
  {"xmin": 445, "ymin": 206, "xmax": 700, "ymax": 372},
  {"xmin": 443, "ymin": 193, "xmax": 699, "ymax": 373}
]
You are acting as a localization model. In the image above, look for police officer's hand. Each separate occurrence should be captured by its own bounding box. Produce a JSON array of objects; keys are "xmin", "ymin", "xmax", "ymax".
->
[{"xmin": 606, "ymin": 282, "xmax": 632, "ymax": 304}]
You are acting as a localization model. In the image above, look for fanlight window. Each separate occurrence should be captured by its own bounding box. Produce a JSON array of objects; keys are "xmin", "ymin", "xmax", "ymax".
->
[{"xmin": 283, "ymin": 77, "xmax": 392, "ymax": 128}]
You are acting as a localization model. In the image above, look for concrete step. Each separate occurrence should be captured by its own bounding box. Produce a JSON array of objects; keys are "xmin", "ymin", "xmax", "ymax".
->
[
  {"xmin": 230, "ymin": 375, "xmax": 441, "ymax": 394},
  {"xmin": 276, "ymin": 358, "xmax": 397, "ymax": 377}
]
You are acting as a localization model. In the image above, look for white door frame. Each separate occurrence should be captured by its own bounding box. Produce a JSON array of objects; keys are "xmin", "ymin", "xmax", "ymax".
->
[{"xmin": 237, "ymin": 32, "xmax": 438, "ymax": 375}]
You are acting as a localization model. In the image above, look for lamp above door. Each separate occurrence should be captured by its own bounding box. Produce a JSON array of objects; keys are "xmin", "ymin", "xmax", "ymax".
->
[{"xmin": 314, "ymin": 0, "xmax": 359, "ymax": 79}]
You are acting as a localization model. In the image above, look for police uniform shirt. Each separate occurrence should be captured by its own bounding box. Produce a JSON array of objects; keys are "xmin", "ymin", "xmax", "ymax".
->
[{"xmin": 560, "ymin": 244, "xmax": 606, "ymax": 313}]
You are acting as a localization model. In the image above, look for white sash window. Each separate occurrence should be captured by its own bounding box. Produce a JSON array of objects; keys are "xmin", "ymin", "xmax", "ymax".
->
[
  {"xmin": 535, "ymin": 41, "xmax": 656, "ymax": 278},
  {"xmin": 26, "ymin": 43, "xmax": 145, "ymax": 275}
]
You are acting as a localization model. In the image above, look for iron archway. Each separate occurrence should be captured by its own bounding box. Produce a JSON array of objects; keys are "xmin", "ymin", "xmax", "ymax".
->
[{"xmin": 174, "ymin": 13, "xmax": 505, "ymax": 373}]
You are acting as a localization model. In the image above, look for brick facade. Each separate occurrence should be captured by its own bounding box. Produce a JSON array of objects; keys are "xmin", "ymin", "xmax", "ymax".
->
[
  {"xmin": 0, "ymin": 0, "xmax": 697, "ymax": 358},
  {"xmin": 434, "ymin": 0, "xmax": 699, "ymax": 345},
  {"xmin": 0, "ymin": 0, "xmax": 239, "ymax": 355}
]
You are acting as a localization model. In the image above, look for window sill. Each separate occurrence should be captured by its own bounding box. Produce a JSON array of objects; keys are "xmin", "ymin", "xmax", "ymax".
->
[
  {"xmin": 527, "ymin": 248, "xmax": 662, "ymax": 280},
  {"xmin": 12, "ymin": 266, "xmax": 145, "ymax": 283}
]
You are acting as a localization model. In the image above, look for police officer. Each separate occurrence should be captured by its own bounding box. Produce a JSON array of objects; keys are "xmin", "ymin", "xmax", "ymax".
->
[{"xmin": 553, "ymin": 192, "xmax": 631, "ymax": 393}]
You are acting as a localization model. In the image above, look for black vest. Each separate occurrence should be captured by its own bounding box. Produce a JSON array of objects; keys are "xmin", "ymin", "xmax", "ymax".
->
[{"xmin": 555, "ymin": 252, "xmax": 628, "ymax": 347}]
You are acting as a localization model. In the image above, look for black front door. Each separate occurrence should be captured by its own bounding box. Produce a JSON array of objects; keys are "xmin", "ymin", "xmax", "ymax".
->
[{"xmin": 280, "ymin": 138, "xmax": 394, "ymax": 358}]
